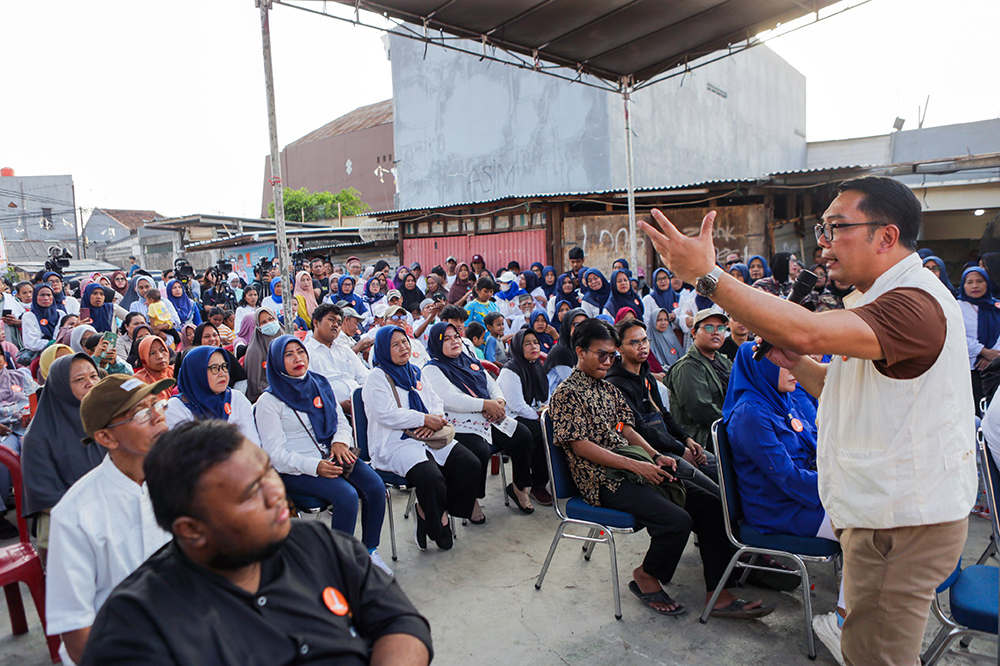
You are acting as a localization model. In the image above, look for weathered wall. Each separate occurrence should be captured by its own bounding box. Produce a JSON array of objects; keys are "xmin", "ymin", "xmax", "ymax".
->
[{"xmin": 561, "ymin": 206, "xmax": 765, "ymax": 276}]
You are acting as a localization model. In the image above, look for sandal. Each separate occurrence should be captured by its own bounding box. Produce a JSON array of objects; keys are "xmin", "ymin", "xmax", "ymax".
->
[
  {"xmin": 709, "ymin": 598, "xmax": 775, "ymax": 619},
  {"xmin": 469, "ymin": 513, "xmax": 487, "ymax": 525},
  {"xmin": 506, "ymin": 484, "xmax": 534, "ymax": 514},
  {"xmin": 628, "ymin": 580, "xmax": 686, "ymax": 616}
]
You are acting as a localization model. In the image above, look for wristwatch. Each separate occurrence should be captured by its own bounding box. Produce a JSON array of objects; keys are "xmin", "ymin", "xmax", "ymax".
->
[{"xmin": 696, "ymin": 266, "xmax": 724, "ymax": 298}]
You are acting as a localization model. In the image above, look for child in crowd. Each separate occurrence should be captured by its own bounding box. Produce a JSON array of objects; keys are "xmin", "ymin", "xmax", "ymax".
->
[
  {"xmin": 464, "ymin": 277, "xmax": 498, "ymax": 327},
  {"xmin": 144, "ymin": 289, "xmax": 172, "ymax": 329},
  {"xmin": 465, "ymin": 321, "xmax": 487, "ymax": 360},
  {"xmin": 483, "ymin": 311, "xmax": 507, "ymax": 365}
]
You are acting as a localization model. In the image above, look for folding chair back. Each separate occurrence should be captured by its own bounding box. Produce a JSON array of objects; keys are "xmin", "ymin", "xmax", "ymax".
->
[
  {"xmin": 541, "ymin": 410, "xmax": 579, "ymax": 501},
  {"xmin": 713, "ymin": 419, "xmax": 744, "ymax": 545},
  {"xmin": 979, "ymin": 430, "xmax": 1000, "ymax": 549},
  {"xmin": 352, "ymin": 387, "xmax": 370, "ymax": 461}
]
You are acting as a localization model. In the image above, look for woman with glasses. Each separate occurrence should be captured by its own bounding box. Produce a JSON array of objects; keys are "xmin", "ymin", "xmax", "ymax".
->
[
  {"xmin": 423, "ymin": 322, "xmax": 538, "ymax": 516},
  {"xmin": 165, "ymin": 346, "xmax": 259, "ymax": 444},
  {"xmin": 132, "ymin": 336, "xmax": 174, "ymax": 401},
  {"xmin": 253, "ymin": 335, "xmax": 391, "ymax": 574},
  {"xmin": 363, "ymin": 325, "xmax": 480, "ymax": 551},
  {"xmin": 922, "ymin": 255, "xmax": 959, "ymax": 298},
  {"xmin": 187, "ymin": 321, "xmax": 248, "ymax": 393}
]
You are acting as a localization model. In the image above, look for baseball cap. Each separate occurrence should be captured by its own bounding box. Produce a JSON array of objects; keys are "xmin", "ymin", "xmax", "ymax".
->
[
  {"xmin": 383, "ymin": 305, "xmax": 408, "ymax": 320},
  {"xmin": 693, "ymin": 309, "xmax": 729, "ymax": 328},
  {"xmin": 420, "ymin": 298, "xmax": 434, "ymax": 310},
  {"xmin": 372, "ymin": 303, "xmax": 388, "ymax": 318},
  {"xmin": 386, "ymin": 289, "xmax": 401, "ymax": 301},
  {"xmin": 342, "ymin": 306, "xmax": 363, "ymax": 320},
  {"xmin": 471, "ymin": 254, "xmax": 485, "ymax": 264},
  {"xmin": 446, "ymin": 256, "xmax": 457, "ymax": 263},
  {"xmin": 497, "ymin": 271, "xmax": 516, "ymax": 284},
  {"xmin": 80, "ymin": 374, "xmax": 176, "ymax": 443}
]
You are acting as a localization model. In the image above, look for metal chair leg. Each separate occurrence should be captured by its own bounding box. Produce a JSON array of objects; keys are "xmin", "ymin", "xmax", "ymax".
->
[
  {"xmin": 582, "ymin": 527, "xmax": 598, "ymax": 552},
  {"xmin": 403, "ymin": 489, "xmax": 416, "ymax": 519},
  {"xmin": 739, "ymin": 553, "xmax": 758, "ymax": 586},
  {"xmin": 797, "ymin": 556, "xmax": 816, "ymax": 660},
  {"xmin": 535, "ymin": 522, "xmax": 567, "ymax": 590},
  {"xmin": 608, "ymin": 530, "xmax": 622, "ymax": 620},
  {"xmin": 450, "ymin": 514, "xmax": 457, "ymax": 538},
  {"xmin": 922, "ymin": 624, "xmax": 955, "ymax": 665},
  {"xmin": 700, "ymin": 547, "xmax": 746, "ymax": 623},
  {"xmin": 385, "ymin": 487, "xmax": 397, "ymax": 561},
  {"xmin": 584, "ymin": 534, "xmax": 598, "ymax": 561}
]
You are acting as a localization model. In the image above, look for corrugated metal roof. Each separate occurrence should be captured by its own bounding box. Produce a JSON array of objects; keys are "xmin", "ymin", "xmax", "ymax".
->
[
  {"xmin": 286, "ymin": 100, "xmax": 393, "ymax": 149},
  {"xmin": 92, "ymin": 208, "xmax": 164, "ymax": 231}
]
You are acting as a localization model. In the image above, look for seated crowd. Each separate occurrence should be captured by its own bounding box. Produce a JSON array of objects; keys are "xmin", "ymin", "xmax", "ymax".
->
[{"xmin": 0, "ymin": 239, "xmax": 981, "ymax": 665}]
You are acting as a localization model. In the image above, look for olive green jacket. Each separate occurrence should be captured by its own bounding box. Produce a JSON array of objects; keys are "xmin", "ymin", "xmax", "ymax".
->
[{"xmin": 664, "ymin": 345, "xmax": 731, "ymax": 451}]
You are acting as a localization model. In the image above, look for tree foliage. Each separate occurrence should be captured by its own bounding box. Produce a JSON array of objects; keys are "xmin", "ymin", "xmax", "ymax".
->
[{"xmin": 267, "ymin": 187, "xmax": 369, "ymax": 222}]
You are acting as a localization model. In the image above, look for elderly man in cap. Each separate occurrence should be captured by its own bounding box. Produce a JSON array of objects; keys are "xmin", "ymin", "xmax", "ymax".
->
[
  {"xmin": 337, "ymin": 306, "xmax": 372, "ymax": 357},
  {"xmin": 45, "ymin": 374, "xmax": 175, "ymax": 664},
  {"xmin": 664, "ymin": 309, "xmax": 732, "ymax": 452},
  {"xmin": 80, "ymin": 420, "xmax": 432, "ymax": 666}
]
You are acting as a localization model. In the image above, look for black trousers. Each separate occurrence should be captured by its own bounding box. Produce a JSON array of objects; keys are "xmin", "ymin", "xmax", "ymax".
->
[
  {"xmin": 404, "ymin": 447, "xmax": 480, "ymax": 541},
  {"xmin": 599, "ymin": 480, "xmax": 732, "ymax": 591},
  {"xmin": 670, "ymin": 454, "xmax": 719, "ymax": 495},
  {"xmin": 455, "ymin": 420, "xmax": 548, "ymax": 496},
  {"xmin": 515, "ymin": 417, "xmax": 550, "ymax": 490}
]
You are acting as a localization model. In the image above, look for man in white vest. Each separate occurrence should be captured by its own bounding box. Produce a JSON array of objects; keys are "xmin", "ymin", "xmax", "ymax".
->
[{"xmin": 640, "ymin": 176, "xmax": 976, "ymax": 666}]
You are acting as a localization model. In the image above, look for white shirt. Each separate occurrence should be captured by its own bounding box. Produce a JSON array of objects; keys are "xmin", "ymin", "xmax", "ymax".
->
[
  {"xmin": 253, "ymin": 391, "xmax": 352, "ymax": 476},
  {"xmin": 362, "ymin": 367, "xmax": 457, "ymax": 477},
  {"xmin": 164, "ymin": 391, "xmax": 260, "ymax": 445},
  {"xmin": 982, "ymin": 398, "xmax": 1000, "ymax": 471},
  {"xmin": 2, "ymin": 293, "xmax": 26, "ymax": 345},
  {"xmin": 497, "ymin": 367, "xmax": 541, "ymax": 420},
  {"xmin": 20, "ymin": 312, "xmax": 52, "ymax": 351},
  {"xmin": 958, "ymin": 299, "xmax": 1000, "ymax": 369},
  {"xmin": 305, "ymin": 336, "xmax": 369, "ymax": 404},
  {"xmin": 61, "ymin": 295, "xmax": 81, "ymax": 316},
  {"xmin": 46, "ymin": 455, "xmax": 172, "ymax": 636},
  {"xmin": 421, "ymin": 364, "xmax": 503, "ymax": 443}
]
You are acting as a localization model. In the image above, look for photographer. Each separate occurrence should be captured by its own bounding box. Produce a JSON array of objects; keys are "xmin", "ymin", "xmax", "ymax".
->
[
  {"xmin": 200, "ymin": 262, "xmax": 236, "ymax": 314},
  {"xmin": 641, "ymin": 177, "xmax": 976, "ymax": 664}
]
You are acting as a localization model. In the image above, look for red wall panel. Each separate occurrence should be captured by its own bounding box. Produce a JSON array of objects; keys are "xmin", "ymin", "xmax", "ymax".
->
[{"xmin": 403, "ymin": 230, "xmax": 547, "ymax": 273}]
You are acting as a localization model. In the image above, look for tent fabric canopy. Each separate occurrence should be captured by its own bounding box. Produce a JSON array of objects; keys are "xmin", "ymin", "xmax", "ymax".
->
[{"xmin": 318, "ymin": 0, "xmax": 840, "ymax": 85}]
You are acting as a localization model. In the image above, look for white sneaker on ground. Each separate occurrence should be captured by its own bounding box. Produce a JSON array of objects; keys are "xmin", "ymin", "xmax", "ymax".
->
[
  {"xmin": 370, "ymin": 549, "xmax": 394, "ymax": 576},
  {"xmin": 812, "ymin": 612, "xmax": 844, "ymax": 666}
]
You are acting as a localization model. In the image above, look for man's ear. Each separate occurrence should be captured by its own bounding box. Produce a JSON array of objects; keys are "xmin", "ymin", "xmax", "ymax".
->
[
  {"xmin": 172, "ymin": 516, "xmax": 209, "ymax": 550},
  {"xmin": 92, "ymin": 428, "xmax": 120, "ymax": 451}
]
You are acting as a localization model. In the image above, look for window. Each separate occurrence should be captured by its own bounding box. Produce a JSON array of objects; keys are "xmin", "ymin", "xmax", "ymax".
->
[
  {"xmin": 532, "ymin": 212, "xmax": 547, "ymax": 227},
  {"xmin": 446, "ymin": 218, "xmax": 460, "ymax": 233},
  {"xmin": 494, "ymin": 215, "xmax": 510, "ymax": 230},
  {"xmin": 417, "ymin": 222, "xmax": 430, "ymax": 235},
  {"xmin": 514, "ymin": 214, "xmax": 529, "ymax": 228},
  {"xmin": 431, "ymin": 220, "xmax": 444, "ymax": 234},
  {"xmin": 40, "ymin": 208, "xmax": 53, "ymax": 230},
  {"xmin": 463, "ymin": 218, "xmax": 475, "ymax": 232},
  {"xmin": 477, "ymin": 216, "xmax": 491, "ymax": 232}
]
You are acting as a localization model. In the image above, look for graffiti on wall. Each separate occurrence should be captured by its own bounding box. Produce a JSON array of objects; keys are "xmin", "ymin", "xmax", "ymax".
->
[{"xmin": 468, "ymin": 162, "xmax": 516, "ymax": 198}]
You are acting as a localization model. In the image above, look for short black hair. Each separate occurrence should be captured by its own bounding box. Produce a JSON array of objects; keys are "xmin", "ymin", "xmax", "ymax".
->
[
  {"xmin": 568, "ymin": 247, "xmax": 585, "ymax": 260},
  {"xmin": 145, "ymin": 420, "xmax": 246, "ymax": 532},
  {"xmin": 82, "ymin": 333, "xmax": 101, "ymax": 352},
  {"xmin": 573, "ymin": 318, "xmax": 618, "ymax": 350},
  {"xmin": 474, "ymin": 277, "xmax": 496, "ymax": 294},
  {"xmin": 615, "ymin": 317, "xmax": 646, "ymax": 341},
  {"xmin": 837, "ymin": 176, "xmax": 922, "ymax": 251},
  {"xmin": 431, "ymin": 265, "xmax": 446, "ymax": 279},
  {"xmin": 440, "ymin": 304, "xmax": 466, "ymax": 323},
  {"xmin": 208, "ymin": 307, "xmax": 225, "ymax": 319},
  {"xmin": 311, "ymin": 303, "xmax": 340, "ymax": 329},
  {"xmin": 465, "ymin": 321, "xmax": 486, "ymax": 340},
  {"xmin": 484, "ymin": 311, "xmax": 504, "ymax": 328},
  {"xmin": 507, "ymin": 260, "xmax": 520, "ymax": 271},
  {"xmin": 119, "ymin": 311, "xmax": 145, "ymax": 335}
]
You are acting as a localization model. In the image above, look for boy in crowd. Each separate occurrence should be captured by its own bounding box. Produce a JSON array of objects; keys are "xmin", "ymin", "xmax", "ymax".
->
[
  {"xmin": 483, "ymin": 312, "xmax": 507, "ymax": 365},
  {"xmin": 464, "ymin": 277, "xmax": 498, "ymax": 327},
  {"xmin": 465, "ymin": 322, "xmax": 487, "ymax": 360}
]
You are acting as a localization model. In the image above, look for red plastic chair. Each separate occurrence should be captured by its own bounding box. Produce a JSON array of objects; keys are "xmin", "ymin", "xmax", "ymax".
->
[
  {"xmin": 0, "ymin": 445, "xmax": 61, "ymax": 662},
  {"xmin": 480, "ymin": 360, "xmax": 501, "ymax": 379}
]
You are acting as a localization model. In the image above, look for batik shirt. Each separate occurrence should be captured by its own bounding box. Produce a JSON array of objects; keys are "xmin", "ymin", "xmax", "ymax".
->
[{"xmin": 549, "ymin": 368, "xmax": 635, "ymax": 506}]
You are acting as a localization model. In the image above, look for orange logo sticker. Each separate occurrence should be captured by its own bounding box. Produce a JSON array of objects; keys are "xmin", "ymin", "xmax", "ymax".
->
[
  {"xmin": 615, "ymin": 422, "xmax": 624, "ymax": 433},
  {"xmin": 411, "ymin": 351, "xmax": 419, "ymax": 358},
  {"xmin": 672, "ymin": 302, "xmax": 678, "ymax": 309},
  {"xmin": 224, "ymin": 403, "xmax": 232, "ymax": 415},
  {"xmin": 634, "ymin": 299, "xmax": 640, "ymax": 306},
  {"xmin": 790, "ymin": 418, "xmax": 804, "ymax": 433},
  {"xmin": 416, "ymin": 381, "xmax": 423, "ymax": 390},
  {"xmin": 313, "ymin": 396, "xmax": 323, "ymax": 409},
  {"xmin": 322, "ymin": 587, "xmax": 350, "ymax": 616},
  {"xmin": 670, "ymin": 348, "xmax": 676, "ymax": 355},
  {"xmin": 262, "ymin": 361, "xmax": 267, "ymax": 369},
  {"xmin": 470, "ymin": 364, "xmax": 480, "ymax": 371},
  {"xmin": 39, "ymin": 319, "xmax": 47, "ymax": 326}
]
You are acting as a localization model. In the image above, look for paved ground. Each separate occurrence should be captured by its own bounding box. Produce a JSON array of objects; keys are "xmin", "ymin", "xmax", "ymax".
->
[{"xmin": 0, "ymin": 475, "xmax": 994, "ymax": 666}]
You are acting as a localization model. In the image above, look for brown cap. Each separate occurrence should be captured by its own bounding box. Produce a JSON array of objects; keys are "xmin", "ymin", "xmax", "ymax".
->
[
  {"xmin": 693, "ymin": 308, "xmax": 729, "ymax": 328},
  {"xmin": 80, "ymin": 374, "xmax": 176, "ymax": 443}
]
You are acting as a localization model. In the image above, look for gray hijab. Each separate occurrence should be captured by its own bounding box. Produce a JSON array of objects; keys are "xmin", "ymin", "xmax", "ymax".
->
[
  {"xmin": 20, "ymin": 353, "xmax": 105, "ymax": 515},
  {"xmin": 645, "ymin": 307, "xmax": 682, "ymax": 369},
  {"xmin": 243, "ymin": 307, "xmax": 279, "ymax": 403},
  {"xmin": 70, "ymin": 324, "xmax": 97, "ymax": 354}
]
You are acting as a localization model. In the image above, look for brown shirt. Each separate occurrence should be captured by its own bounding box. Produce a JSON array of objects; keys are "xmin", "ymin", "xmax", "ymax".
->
[
  {"xmin": 549, "ymin": 368, "xmax": 635, "ymax": 506},
  {"xmin": 852, "ymin": 287, "xmax": 946, "ymax": 380}
]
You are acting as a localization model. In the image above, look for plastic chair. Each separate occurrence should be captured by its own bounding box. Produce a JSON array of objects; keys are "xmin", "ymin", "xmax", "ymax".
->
[
  {"xmin": 0, "ymin": 445, "xmax": 61, "ymax": 663},
  {"xmin": 699, "ymin": 420, "xmax": 841, "ymax": 660},
  {"xmin": 480, "ymin": 360, "xmax": 501, "ymax": 378},
  {"xmin": 534, "ymin": 409, "xmax": 640, "ymax": 620},
  {"xmin": 286, "ymin": 492, "xmax": 329, "ymax": 519},
  {"xmin": 351, "ymin": 387, "xmax": 400, "ymax": 561},
  {"xmin": 921, "ymin": 430, "xmax": 999, "ymax": 665}
]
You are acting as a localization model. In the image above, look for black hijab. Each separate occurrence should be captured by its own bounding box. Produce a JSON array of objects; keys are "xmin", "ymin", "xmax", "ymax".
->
[
  {"xmin": 507, "ymin": 329, "xmax": 548, "ymax": 405},
  {"xmin": 543, "ymin": 307, "xmax": 586, "ymax": 373},
  {"xmin": 770, "ymin": 252, "xmax": 792, "ymax": 284}
]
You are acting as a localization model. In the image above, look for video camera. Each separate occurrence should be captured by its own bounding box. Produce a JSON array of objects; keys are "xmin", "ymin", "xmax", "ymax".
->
[
  {"xmin": 45, "ymin": 246, "xmax": 72, "ymax": 275},
  {"xmin": 174, "ymin": 258, "xmax": 195, "ymax": 284}
]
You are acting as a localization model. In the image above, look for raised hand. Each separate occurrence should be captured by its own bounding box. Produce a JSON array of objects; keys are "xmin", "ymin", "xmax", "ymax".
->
[{"xmin": 639, "ymin": 209, "xmax": 719, "ymax": 284}]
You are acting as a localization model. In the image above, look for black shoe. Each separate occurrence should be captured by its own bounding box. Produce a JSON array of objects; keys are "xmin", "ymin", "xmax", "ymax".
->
[
  {"xmin": 413, "ymin": 514, "xmax": 427, "ymax": 551},
  {"xmin": 435, "ymin": 524, "xmax": 454, "ymax": 551},
  {"xmin": 0, "ymin": 516, "xmax": 18, "ymax": 540}
]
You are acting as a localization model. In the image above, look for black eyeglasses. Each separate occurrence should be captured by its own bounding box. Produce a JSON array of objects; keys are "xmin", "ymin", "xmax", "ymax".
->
[
  {"xmin": 814, "ymin": 221, "xmax": 886, "ymax": 244},
  {"xmin": 584, "ymin": 348, "xmax": 616, "ymax": 364}
]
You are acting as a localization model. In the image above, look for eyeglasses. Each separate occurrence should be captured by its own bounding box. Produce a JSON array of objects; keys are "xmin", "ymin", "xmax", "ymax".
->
[
  {"xmin": 107, "ymin": 399, "xmax": 168, "ymax": 428},
  {"xmin": 700, "ymin": 324, "xmax": 728, "ymax": 334},
  {"xmin": 584, "ymin": 348, "xmax": 617, "ymax": 364},
  {"xmin": 389, "ymin": 315, "xmax": 407, "ymax": 321},
  {"xmin": 814, "ymin": 221, "xmax": 886, "ymax": 244},
  {"xmin": 725, "ymin": 259, "xmax": 739, "ymax": 267},
  {"xmin": 207, "ymin": 362, "xmax": 230, "ymax": 376},
  {"xmin": 625, "ymin": 337, "xmax": 650, "ymax": 348}
]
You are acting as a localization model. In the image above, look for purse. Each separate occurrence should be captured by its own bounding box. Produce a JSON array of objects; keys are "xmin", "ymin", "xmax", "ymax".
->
[
  {"xmin": 290, "ymin": 409, "xmax": 359, "ymax": 479},
  {"xmin": 387, "ymin": 375, "xmax": 454, "ymax": 450}
]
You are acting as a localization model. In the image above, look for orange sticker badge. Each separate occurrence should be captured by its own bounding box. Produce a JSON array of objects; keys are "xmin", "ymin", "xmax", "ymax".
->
[
  {"xmin": 412, "ymin": 351, "xmax": 419, "ymax": 358},
  {"xmin": 470, "ymin": 364, "xmax": 480, "ymax": 371},
  {"xmin": 634, "ymin": 299, "xmax": 640, "ymax": 306},
  {"xmin": 262, "ymin": 360, "xmax": 267, "ymax": 369},
  {"xmin": 615, "ymin": 422, "xmax": 624, "ymax": 433},
  {"xmin": 39, "ymin": 319, "xmax": 47, "ymax": 326},
  {"xmin": 790, "ymin": 418, "xmax": 804, "ymax": 433},
  {"xmin": 322, "ymin": 587, "xmax": 351, "ymax": 617},
  {"xmin": 313, "ymin": 396, "xmax": 323, "ymax": 409},
  {"xmin": 416, "ymin": 381, "xmax": 423, "ymax": 391},
  {"xmin": 670, "ymin": 348, "xmax": 677, "ymax": 355},
  {"xmin": 224, "ymin": 402, "xmax": 233, "ymax": 415}
]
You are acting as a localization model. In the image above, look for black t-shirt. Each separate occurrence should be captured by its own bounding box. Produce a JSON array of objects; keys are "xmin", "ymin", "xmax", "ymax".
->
[
  {"xmin": 81, "ymin": 522, "xmax": 432, "ymax": 666},
  {"xmin": 708, "ymin": 355, "xmax": 731, "ymax": 393}
]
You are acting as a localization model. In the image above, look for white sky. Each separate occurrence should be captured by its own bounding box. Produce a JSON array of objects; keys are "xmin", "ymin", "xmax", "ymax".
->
[{"xmin": 2, "ymin": 0, "xmax": 997, "ymax": 219}]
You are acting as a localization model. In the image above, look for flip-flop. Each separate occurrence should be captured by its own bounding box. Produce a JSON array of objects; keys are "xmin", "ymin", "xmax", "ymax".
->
[
  {"xmin": 506, "ymin": 484, "xmax": 534, "ymax": 514},
  {"xmin": 627, "ymin": 580, "xmax": 687, "ymax": 616},
  {"xmin": 709, "ymin": 598, "xmax": 775, "ymax": 619}
]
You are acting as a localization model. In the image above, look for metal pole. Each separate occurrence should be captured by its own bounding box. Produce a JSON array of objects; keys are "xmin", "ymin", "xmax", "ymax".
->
[
  {"xmin": 623, "ymin": 82, "xmax": 638, "ymax": 273},
  {"xmin": 71, "ymin": 184, "xmax": 81, "ymax": 260},
  {"xmin": 258, "ymin": 0, "xmax": 296, "ymax": 331}
]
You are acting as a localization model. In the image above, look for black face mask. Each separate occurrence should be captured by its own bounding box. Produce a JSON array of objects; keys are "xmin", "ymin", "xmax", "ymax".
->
[{"xmin": 206, "ymin": 536, "xmax": 287, "ymax": 571}]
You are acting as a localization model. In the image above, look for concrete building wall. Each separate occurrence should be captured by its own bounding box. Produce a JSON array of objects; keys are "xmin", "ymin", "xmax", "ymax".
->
[
  {"xmin": 390, "ymin": 32, "xmax": 806, "ymax": 210},
  {"xmin": 0, "ymin": 174, "xmax": 77, "ymax": 244}
]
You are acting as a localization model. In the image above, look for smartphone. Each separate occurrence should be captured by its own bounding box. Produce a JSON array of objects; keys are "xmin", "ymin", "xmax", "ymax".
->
[
  {"xmin": 1, "ymin": 310, "xmax": 10, "ymax": 318},
  {"xmin": 670, "ymin": 465, "xmax": 697, "ymax": 481},
  {"xmin": 102, "ymin": 330, "xmax": 118, "ymax": 347},
  {"xmin": 79, "ymin": 307, "xmax": 91, "ymax": 321}
]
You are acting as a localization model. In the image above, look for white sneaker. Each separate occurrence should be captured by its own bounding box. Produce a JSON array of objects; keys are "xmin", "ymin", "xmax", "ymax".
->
[
  {"xmin": 370, "ymin": 549, "xmax": 394, "ymax": 576},
  {"xmin": 812, "ymin": 612, "xmax": 844, "ymax": 666}
]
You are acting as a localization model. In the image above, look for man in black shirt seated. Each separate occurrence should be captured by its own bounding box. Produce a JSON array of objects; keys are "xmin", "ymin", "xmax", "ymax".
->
[
  {"xmin": 606, "ymin": 318, "xmax": 718, "ymax": 487},
  {"xmin": 80, "ymin": 420, "xmax": 432, "ymax": 666}
]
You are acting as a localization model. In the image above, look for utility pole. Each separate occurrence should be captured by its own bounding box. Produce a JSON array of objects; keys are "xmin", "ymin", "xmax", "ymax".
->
[
  {"xmin": 71, "ymin": 184, "xmax": 81, "ymax": 260},
  {"xmin": 257, "ymin": 0, "xmax": 296, "ymax": 331}
]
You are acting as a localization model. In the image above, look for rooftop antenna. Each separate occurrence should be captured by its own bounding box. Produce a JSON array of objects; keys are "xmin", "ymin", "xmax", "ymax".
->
[{"xmin": 918, "ymin": 95, "xmax": 930, "ymax": 129}]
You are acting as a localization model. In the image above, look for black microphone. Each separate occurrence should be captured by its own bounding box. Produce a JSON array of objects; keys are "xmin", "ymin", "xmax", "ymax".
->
[{"xmin": 752, "ymin": 269, "xmax": 819, "ymax": 361}]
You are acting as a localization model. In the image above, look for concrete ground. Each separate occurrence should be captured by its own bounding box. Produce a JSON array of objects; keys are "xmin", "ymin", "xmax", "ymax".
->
[{"xmin": 0, "ymin": 475, "xmax": 994, "ymax": 666}]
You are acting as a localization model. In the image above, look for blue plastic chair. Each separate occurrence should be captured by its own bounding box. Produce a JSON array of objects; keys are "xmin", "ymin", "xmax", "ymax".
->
[
  {"xmin": 286, "ymin": 492, "xmax": 329, "ymax": 516},
  {"xmin": 533, "ymin": 409, "xmax": 641, "ymax": 620},
  {"xmin": 699, "ymin": 419, "xmax": 841, "ymax": 660},
  {"xmin": 921, "ymin": 429, "xmax": 999, "ymax": 665},
  {"xmin": 351, "ymin": 387, "xmax": 400, "ymax": 561}
]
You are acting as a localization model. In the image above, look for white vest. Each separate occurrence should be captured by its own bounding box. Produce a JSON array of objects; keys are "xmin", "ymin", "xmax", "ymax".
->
[{"xmin": 816, "ymin": 252, "xmax": 977, "ymax": 530}]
